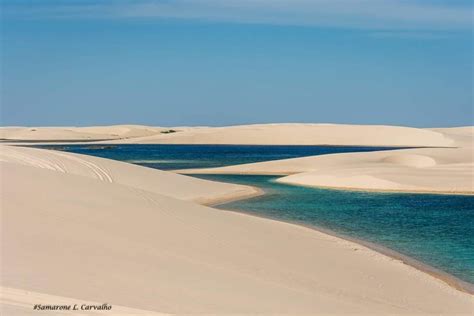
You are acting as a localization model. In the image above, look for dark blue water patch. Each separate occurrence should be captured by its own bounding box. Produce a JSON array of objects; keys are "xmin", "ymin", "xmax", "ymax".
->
[
  {"xmin": 34, "ymin": 144, "xmax": 408, "ymax": 170},
  {"xmin": 194, "ymin": 174, "xmax": 474, "ymax": 285}
]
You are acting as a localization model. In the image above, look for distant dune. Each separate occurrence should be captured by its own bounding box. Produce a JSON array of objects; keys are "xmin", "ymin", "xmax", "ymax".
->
[
  {"xmin": 0, "ymin": 125, "xmax": 166, "ymax": 142},
  {"xmin": 1, "ymin": 124, "xmax": 471, "ymax": 194},
  {"xmin": 178, "ymin": 127, "xmax": 474, "ymax": 195},
  {"xmin": 0, "ymin": 123, "xmax": 456, "ymax": 147},
  {"xmin": 116, "ymin": 124, "xmax": 456, "ymax": 147}
]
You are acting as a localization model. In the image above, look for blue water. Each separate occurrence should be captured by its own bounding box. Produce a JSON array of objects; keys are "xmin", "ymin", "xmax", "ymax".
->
[
  {"xmin": 37, "ymin": 144, "xmax": 403, "ymax": 170},
  {"xmin": 197, "ymin": 174, "xmax": 474, "ymax": 285},
  {"xmin": 38, "ymin": 144, "xmax": 474, "ymax": 284}
]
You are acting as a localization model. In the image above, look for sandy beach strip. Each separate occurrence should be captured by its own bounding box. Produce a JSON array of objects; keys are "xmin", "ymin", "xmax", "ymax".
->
[{"xmin": 1, "ymin": 145, "xmax": 473, "ymax": 315}]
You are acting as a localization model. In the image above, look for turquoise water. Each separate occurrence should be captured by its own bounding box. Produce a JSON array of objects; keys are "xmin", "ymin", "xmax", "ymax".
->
[
  {"xmin": 38, "ymin": 144, "xmax": 474, "ymax": 285},
  {"xmin": 197, "ymin": 174, "xmax": 474, "ymax": 285}
]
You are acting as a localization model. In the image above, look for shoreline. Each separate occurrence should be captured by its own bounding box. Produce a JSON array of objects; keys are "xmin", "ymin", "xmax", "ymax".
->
[
  {"xmin": 216, "ymin": 205, "xmax": 474, "ymax": 295},
  {"xmin": 196, "ymin": 186, "xmax": 266, "ymax": 206},
  {"xmin": 177, "ymin": 169, "xmax": 474, "ymax": 196},
  {"xmin": 205, "ymin": 185, "xmax": 474, "ymax": 296}
]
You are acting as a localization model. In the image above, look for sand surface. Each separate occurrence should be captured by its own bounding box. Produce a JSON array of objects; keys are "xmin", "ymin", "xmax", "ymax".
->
[
  {"xmin": 1, "ymin": 123, "xmax": 456, "ymax": 147},
  {"xmin": 1, "ymin": 145, "xmax": 473, "ymax": 315},
  {"xmin": 108, "ymin": 123, "xmax": 456, "ymax": 146},
  {"xmin": 179, "ymin": 127, "xmax": 474, "ymax": 194},
  {"xmin": 0, "ymin": 125, "xmax": 166, "ymax": 142},
  {"xmin": 0, "ymin": 146, "xmax": 259, "ymax": 205}
]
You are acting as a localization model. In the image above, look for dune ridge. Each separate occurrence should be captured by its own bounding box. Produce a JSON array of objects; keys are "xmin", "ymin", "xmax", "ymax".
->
[
  {"xmin": 178, "ymin": 127, "xmax": 474, "ymax": 195},
  {"xmin": 1, "ymin": 145, "xmax": 473, "ymax": 314},
  {"xmin": 0, "ymin": 123, "xmax": 456, "ymax": 147}
]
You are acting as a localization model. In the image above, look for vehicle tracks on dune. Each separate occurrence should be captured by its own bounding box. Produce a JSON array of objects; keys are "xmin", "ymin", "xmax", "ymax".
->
[
  {"xmin": 0, "ymin": 147, "xmax": 113, "ymax": 183},
  {"xmin": 53, "ymin": 152, "xmax": 113, "ymax": 183},
  {"xmin": 0, "ymin": 148, "xmax": 67, "ymax": 173}
]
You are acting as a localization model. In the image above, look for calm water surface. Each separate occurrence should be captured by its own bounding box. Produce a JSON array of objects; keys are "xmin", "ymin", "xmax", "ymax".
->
[
  {"xmin": 39, "ymin": 144, "xmax": 402, "ymax": 170},
  {"xmin": 38, "ymin": 144, "xmax": 474, "ymax": 284},
  {"xmin": 198, "ymin": 174, "xmax": 474, "ymax": 285}
]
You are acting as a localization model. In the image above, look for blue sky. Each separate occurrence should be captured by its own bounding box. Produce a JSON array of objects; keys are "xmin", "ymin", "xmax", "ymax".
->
[{"xmin": 1, "ymin": 1, "xmax": 472, "ymax": 127}]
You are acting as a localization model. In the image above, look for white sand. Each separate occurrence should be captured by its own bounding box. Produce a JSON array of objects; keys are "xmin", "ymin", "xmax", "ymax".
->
[
  {"xmin": 1, "ymin": 145, "xmax": 473, "ymax": 315},
  {"xmin": 1, "ymin": 287, "xmax": 166, "ymax": 315},
  {"xmin": 1, "ymin": 124, "xmax": 456, "ymax": 147},
  {"xmin": 179, "ymin": 127, "xmax": 474, "ymax": 194},
  {"xmin": 0, "ymin": 125, "xmax": 166, "ymax": 142},
  {"xmin": 108, "ymin": 123, "xmax": 457, "ymax": 147},
  {"xmin": 0, "ymin": 146, "xmax": 260, "ymax": 205}
]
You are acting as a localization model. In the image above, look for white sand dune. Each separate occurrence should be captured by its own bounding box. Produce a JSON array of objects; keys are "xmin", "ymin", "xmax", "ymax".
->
[
  {"xmin": 111, "ymin": 123, "xmax": 455, "ymax": 147},
  {"xmin": 0, "ymin": 146, "xmax": 259, "ymax": 205},
  {"xmin": 179, "ymin": 127, "xmax": 474, "ymax": 194},
  {"xmin": 432, "ymin": 126, "xmax": 474, "ymax": 136},
  {"xmin": 1, "ymin": 146, "xmax": 473, "ymax": 315},
  {"xmin": 0, "ymin": 125, "xmax": 166, "ymax": 142},
  {"xmin": 1, "ymin": 124, "xmax": 456, "ymax": 147}
]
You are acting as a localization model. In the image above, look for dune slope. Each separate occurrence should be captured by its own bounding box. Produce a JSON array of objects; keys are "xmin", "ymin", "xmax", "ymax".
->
[{"xmin": 0, "ymin": 146, "xmax": 259, "ymax": 204}]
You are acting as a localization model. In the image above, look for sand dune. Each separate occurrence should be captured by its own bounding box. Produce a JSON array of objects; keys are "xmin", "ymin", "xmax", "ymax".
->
[
  {"xmin": 2, "ymin": 146, "xmax": 472, "ymax": 314},
  {"xmin": 0, "ymin": 125, "xmax": 165, "ymax": 142},
  {"xmin": 179, "ymin": 127, "xmax": 473, "ymax": 194},
  {"xmin": 432, "ymin": 126, "xmax": 474, "ymax": 136},
  {"xmin": 0, "ymin": 146, "xmax": 259, "ymax": 205},
  {"xmin": 1, "ymin": 124, "xmax": 456, "ymax": 147},
  {"xmin": 112, "ymin": 123, "xmax": 455, "ymax": 147}
]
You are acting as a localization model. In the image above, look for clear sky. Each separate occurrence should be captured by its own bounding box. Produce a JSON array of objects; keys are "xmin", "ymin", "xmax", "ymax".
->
[{"xmin": 1, "ymin": 1, "xmax": 472, "ymax": 127}]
